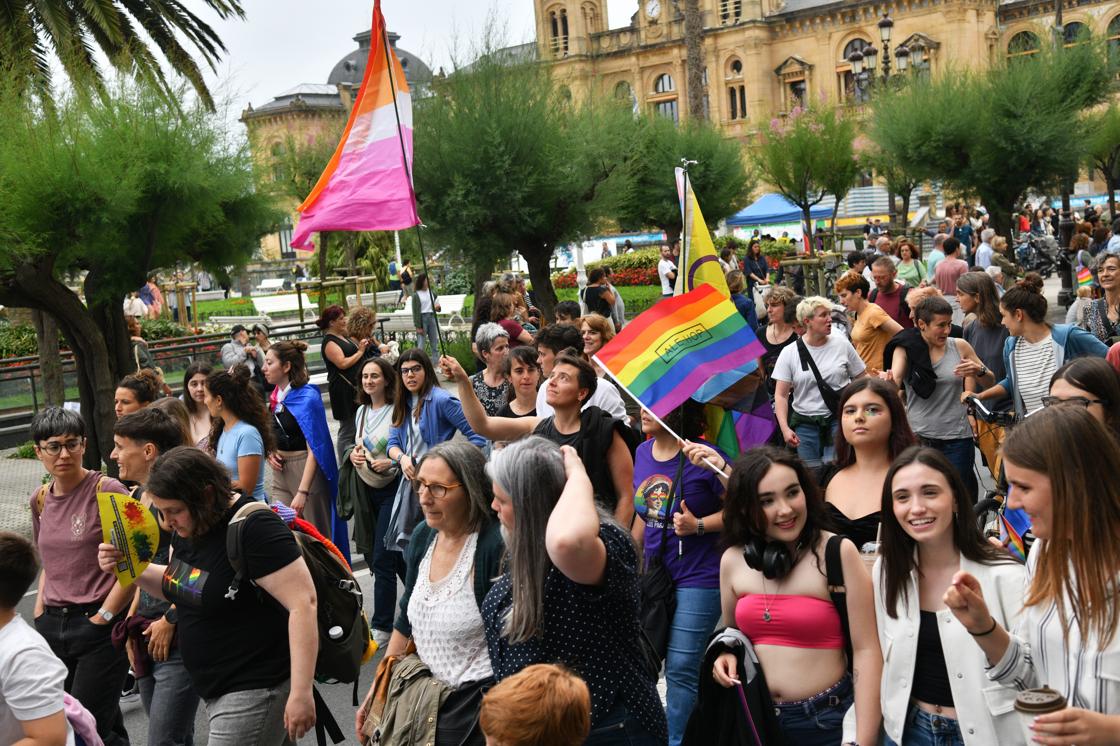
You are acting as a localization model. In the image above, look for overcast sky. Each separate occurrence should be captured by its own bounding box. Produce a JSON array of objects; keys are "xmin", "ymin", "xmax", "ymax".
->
[{"xmin": 201, "ymin": 0, "xmax": 639, "ymax": 125}]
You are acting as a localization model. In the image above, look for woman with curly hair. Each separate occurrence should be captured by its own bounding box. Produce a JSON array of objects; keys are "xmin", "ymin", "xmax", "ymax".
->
[
  {"xmin": 115, "ymin": 369, "xmax": 162, "ymax": 418},
  {"xmin": 204, "ymin": 365, "xmax": 274, "ymax": 503}
]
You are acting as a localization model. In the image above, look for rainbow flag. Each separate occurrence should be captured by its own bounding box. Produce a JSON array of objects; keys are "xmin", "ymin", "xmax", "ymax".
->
[
  {"xmin": 594, "ymin": 284, "xmax": 766, "ymax": 418},
  {"xmin": 291, "ymin": 0, "xmax": 419, "ymax": 249},
  {"xmin": 1077, "ymin": 266, "xmax": 1093, "ymax": 287},
  {"xmin": 1000, "ymin": 500, "xmax": 1032, "ymax": 562}
]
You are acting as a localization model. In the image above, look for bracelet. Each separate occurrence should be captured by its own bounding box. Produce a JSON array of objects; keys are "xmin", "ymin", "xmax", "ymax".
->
[
  {"xmin": 296, "ymin": 488, "xmax": 309, "ymax": 496},
  {"xmin": 696, "ymin": 518, "xmax": 705, "ymax": 536},
  {"xmin": 969, "ymin": 618, "xmax": 998, "ymax": 637}
]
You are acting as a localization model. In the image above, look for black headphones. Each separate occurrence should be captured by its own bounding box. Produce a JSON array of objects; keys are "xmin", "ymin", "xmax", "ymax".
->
[{"xmin": 742, "ymin": 535, "xmax": 796, "ymax": 580}]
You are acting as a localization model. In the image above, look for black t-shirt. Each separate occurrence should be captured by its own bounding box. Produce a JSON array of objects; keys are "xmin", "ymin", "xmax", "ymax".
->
[
  {"xmin": 582, "ymin": 285, "xmax": 612, "ymax": 318},
  {"xmin": 163, "ymin": 495, "xmax": 302, "ymax": 698},
  {"xmin": 532, "ymin": 407, "xmax": 618, "ymax": 514},
  {"xmin": 322, "ymin": 334, "xmax": 361, "ymax": 422},
  {"xmin": 272, "ymin": 406, "xmax": 307, "ymax": 452}
]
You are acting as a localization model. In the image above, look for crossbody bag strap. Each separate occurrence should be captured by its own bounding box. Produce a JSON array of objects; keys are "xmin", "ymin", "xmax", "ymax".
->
[
  {"xmin": 825, "ymin": 534, "xmax": 854, "ymax": 671},
  {"xmin": 796, "ymin": 337, "xmax": 836, "ymax": 407}
]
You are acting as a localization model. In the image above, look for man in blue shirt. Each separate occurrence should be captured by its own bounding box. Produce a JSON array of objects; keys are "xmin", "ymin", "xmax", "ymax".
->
[{"xmin": 953, "ymin": 214, "xmax": 975, "ymax": 265}]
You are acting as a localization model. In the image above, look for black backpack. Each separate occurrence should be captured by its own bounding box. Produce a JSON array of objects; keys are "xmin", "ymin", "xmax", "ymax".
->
[{"xmin": 226, "ymin": 502, "xmax": 372, "ymax": 745}]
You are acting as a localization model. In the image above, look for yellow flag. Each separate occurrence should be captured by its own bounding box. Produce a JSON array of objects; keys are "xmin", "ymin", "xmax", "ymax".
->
[
  {"xmin": 674, "ymin": 167, "xmax": 729, "ymax": 297},
  {"xmin": 98, "ymin": 491, "xmax": 160, "ymax": 587}
]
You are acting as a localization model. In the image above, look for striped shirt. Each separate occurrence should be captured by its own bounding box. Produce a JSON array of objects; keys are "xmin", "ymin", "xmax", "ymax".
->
[
  {"xmin": 987, "ymin": 541, "xmax": 1120, "ymax": 714},
  {"xmin": 1012, "ymin": 335, "xmax": 1056, "ymax": 416}
]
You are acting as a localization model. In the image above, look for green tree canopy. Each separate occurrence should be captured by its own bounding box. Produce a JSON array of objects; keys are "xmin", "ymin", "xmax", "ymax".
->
[
  {"xmin": 613, "ymin": 114, "xmax": 754, "ymax": 243},
  {"xmin": 1085, "ymin": 103, "xmax": 1120, "ymax": 220},
  {"xmin": 869, "ymin": 33, "xmax": 1114, "ymax": 236},
  {"xmin": 0, "ymin": 82, "xmax": 279, "ymax": 467},
  {"xmin": 0, "ymin": 0, "xmax": 244, "ymax": 109},
  {"xmin": 754, "ymin": 104, "xmax": 856, "ymax": 252},
  {"xmin": 412, "ymin": 44, "xmax": 635, "ymax": 318}
]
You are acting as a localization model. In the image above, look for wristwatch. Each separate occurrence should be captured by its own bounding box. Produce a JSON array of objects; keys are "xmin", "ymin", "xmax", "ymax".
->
[
  {"xmin": 95, "ymin": 608, "xmax": 113, "ymax": 622},
  {"xmin": 696, "ymin": 518, "xmax": 705, "ymax": 536},
  {"xmin": 163, "ymin": 607, "xmax": 179, "ymax": 625},
  {"xmin": 979, "ymin": 364, "xmax": 989, "ymax": 377}
]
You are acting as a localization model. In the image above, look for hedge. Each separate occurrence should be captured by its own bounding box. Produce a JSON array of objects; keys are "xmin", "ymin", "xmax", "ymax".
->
[{"xmin": 552, "ymin": 247, "xmax": 661, "ymax": 287}]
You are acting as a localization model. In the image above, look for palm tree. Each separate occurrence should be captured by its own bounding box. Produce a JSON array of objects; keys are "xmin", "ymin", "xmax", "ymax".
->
[
  {"xmin": 0, "ymin": 0, "xmax": 244, "ymax": 109},
  {"xmin": 683, "ymin": 0, "xmax": 706, "ymax": 121}
]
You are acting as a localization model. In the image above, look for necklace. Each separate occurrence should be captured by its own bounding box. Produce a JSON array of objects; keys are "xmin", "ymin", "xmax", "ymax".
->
[{"xmin": 760, "ymin": 577, "xmax": 778, "ymax": 623}]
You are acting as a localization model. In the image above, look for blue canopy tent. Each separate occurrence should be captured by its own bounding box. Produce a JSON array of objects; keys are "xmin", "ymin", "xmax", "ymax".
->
[{"xmin": 726, "ymin": 193, "xmax": 834, "ymax": 226}]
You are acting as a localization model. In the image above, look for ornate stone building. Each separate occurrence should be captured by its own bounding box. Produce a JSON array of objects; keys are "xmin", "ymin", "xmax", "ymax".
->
[
  {"xmin": 535, "ymin": 0, "xmax": 1120, "ymax": 138},
  {"xmin": 240, "ymin": 30, "xmax": 432, "ymax": 260}
]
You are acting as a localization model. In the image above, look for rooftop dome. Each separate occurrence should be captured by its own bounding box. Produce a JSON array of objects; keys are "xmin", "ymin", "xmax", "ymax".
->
[{"xmin": 327, "ymin": 30, "xmax": 433, "ymax": 89}]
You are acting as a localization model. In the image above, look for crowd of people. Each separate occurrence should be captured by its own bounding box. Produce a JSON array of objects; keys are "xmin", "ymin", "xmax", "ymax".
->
[{"xmin": 8, "ymin": 232, "xmax": 1120, "ymax": 746}]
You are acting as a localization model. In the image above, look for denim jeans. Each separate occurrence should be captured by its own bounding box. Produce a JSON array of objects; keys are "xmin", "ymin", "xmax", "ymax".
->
[
  {"xmin": 419, "ymin": 312, "xmax": 440, "ymax": 353},
  {"xmin": 138, "ymin": 649, "xmax": 199, "ymax": 746},
  {"xmin": 886, "ymin": 705, "xmax": 966, "ymax": 746},
  {"xmin": 35, "ymin": 607, "xmax": 131, "ymax": 746},
  {"xmin": 204, "ymin": 680, "xmax": 292, "ymax": 746},
  {"xmin": 366, "ymin": 477, "xmax": 407, "ymax": 632},
  {"xmin": 794, "ymin": 418, "xmax": 836, "ymax": 469},
  {"xmin": 774, "ymin": 672, "xmax": 853, "ymax": 746},
  {"xmin": 920, "ymin": 436, "xmax": 978, "ymax": 503},
  {"xmin": 665, "ymin": 587, "xmax": 722, "ymax": 746},
  {"xmin": 585, "ymin": 704, "xmax": 663, "ymax": 746}
]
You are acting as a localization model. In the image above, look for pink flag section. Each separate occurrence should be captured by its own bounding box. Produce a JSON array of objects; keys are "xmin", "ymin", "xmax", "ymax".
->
[{"xmin": 291, "ymin": 0, "xmax": 419, "ymax": 250}]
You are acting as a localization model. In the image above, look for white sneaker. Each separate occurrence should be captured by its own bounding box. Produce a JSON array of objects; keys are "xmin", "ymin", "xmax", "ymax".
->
[{"xmin": 372, "ymin": 629, "xmax": 391, "ymax": 648}]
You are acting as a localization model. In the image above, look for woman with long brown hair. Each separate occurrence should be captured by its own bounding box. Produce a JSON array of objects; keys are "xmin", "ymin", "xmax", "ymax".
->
[
  {"xmin": 945, "ymin": 406, "xmax": 1120, "ymax": 741},
  {"xmin": 875, "ymin": 447, "xmax": 1023, "ymax": 745},
  {"xmin": 204, "ymin": 365, "xmax": 274, "ymax": 503}
]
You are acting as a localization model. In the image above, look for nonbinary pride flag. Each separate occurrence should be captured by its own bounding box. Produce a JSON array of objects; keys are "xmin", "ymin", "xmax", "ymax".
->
[
  {"xmin": 594, "ymin": 284, "xmax": 766, "ymax": 418},
  {"xmin": 291, "ymin": 0, "xmax": 419, "ymax": 249}
]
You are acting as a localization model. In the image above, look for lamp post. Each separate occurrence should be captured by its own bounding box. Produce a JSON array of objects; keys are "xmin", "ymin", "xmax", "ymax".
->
[
  {"xmin": 878, "ymin": 12, "xmax": 894, "ymax": 82},
  {"xmin": 1053, "ymin": 4, "xmax": 1077, "ymax": 307}
]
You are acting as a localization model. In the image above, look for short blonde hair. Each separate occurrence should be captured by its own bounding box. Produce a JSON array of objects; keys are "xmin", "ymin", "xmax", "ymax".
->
[
  {"xmin": 480, "ymin": 664, "xmax": 590, "ymax": 746},
  {"xmin": 795, "ymin": 296, "xmax": 832, "ymax": 324}
]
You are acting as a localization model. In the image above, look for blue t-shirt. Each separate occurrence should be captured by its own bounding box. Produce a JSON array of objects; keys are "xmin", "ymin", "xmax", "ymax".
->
[
  {"xmin": 216, "ymin": 420, "xmax": 267, "ymax": 502},
  {"xmin": 633, "ymin": 441, "xmax": 727, "ymax": 588}
]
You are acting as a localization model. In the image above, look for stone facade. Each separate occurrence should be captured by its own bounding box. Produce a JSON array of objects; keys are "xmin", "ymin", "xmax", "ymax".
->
[{"xmin": 536, "ymin": 0, "xmax": 1120, "ymax": 139}]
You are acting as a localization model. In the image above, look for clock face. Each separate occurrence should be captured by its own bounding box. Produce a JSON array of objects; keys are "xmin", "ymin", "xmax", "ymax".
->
[{"xmin": 646, "ymin": 0, "xmax": 661, "ymax": 19}]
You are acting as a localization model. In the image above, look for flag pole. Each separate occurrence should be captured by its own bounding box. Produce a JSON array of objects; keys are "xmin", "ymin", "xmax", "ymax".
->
[
  {"xmin": 592, "ymin": 354, "xmax": 730, "ymax": 479},
  {"xmin": 379, "ymin": 10, "xmax": 446, "ymax": 359}
]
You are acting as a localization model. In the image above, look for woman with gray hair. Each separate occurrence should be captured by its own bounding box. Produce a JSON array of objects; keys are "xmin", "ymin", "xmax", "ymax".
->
[
  {"xmin": 355, "ymin": 440, "xmax": 502, "ymax": 745},
  {"xmin": 471, "ymin": 322, "xmax": 511, "ymax": 416},
  {"xmin": 482, "ymin": 437, "xmax": 666, "ymax": 744}
]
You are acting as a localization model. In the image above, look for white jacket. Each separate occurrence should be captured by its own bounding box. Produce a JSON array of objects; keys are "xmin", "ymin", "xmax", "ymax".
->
[{"xmin": 873, "ymin": 554, "xmax": 1026, "ymax": 745}]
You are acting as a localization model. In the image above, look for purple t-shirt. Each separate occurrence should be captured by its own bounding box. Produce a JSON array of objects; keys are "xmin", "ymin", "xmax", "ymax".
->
[{"xmin": 633, "ymin": 441, "xmax": 727, "ymax": 589}]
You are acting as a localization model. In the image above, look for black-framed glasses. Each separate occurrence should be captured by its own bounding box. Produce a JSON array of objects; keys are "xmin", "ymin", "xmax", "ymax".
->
[
  {"xmin": 37, "ymin": 438, "xmax": 85, "ymax": 456},
  {"xmin": 413, "ymin": 479, "xmax": 461, "ymax": 498},
  {"xmin": 1041, "ymin": 395, "xmax": 1107, "ymax": 409},
  {"xmin": 400, "ymin": 365, "xmax": 423, "ymax": 376}
]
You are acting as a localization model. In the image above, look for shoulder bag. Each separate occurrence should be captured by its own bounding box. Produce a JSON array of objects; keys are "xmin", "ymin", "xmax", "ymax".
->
[
  {"xmin": 639, "ymin": 452, "xmax": 685, "ymax": 661},
  {"xmin": 796, "ymin": 337, "xmax": 841, "ymax": 414}
]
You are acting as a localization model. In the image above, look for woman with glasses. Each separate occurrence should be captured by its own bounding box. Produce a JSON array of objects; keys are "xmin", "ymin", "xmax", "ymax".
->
[
  {"xmin": 386, "ymin": 349, "xmax": 486, "ymax": 485},
  {"xmin": 262, "ymin": 340, "xmax": 350, "ymax": 561},
  {"xmin": 29, "ymin": 408, "xmax": 133, "ymax": 745},
  {"xmin": 355, "ymin": 441, "xmax": 501, "ymax": 745},
  {"xmin": 1047, "ymin": 356, "xmax": 1120, "ymax": 437}
]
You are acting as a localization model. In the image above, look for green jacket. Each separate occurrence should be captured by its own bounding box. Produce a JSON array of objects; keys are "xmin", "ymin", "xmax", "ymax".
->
[{"xmin": 394, "ymin": 519, "xmax": 504, "ymax": 639}]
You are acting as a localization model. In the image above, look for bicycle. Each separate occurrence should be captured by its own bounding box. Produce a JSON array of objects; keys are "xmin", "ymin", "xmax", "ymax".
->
[{"xmin": 964, "ymin": 395, "xmax": 1032, "ymax": 560}]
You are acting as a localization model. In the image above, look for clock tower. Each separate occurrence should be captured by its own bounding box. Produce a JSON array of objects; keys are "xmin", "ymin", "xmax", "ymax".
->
[{"xmin": 534, "ymin": 0, "xmax": 606, "ymax": 58}]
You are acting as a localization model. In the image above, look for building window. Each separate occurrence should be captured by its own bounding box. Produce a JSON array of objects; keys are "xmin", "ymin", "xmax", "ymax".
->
[
  {"xmin": 728, "ymin": 84, "xmax": 747, "ymax": 120},
  {"xmin": 729, "ymin": 58, "xmax": 743, "ymax": 77},
  {"xmin": 787, "ymin": 79, "xmax": 806, "ymax": 110},
  {"xmin": 549, "ymin": 8, "xmax": 569, "ymax": 56},
  {"xmin": 655, "ymin": 99, "xmax": 679, "ymax": 122},
  {"xmin": 1007, "ymin": 31, "xmax": 1040, "ymax": 61},
  {"xmin": 720, "ymin": 0, "xmax": 742, "ymax": 24},
  {"xmin": 654, "ymin": 73, "xmax": 675, "ymax": 93},
  {"xmin": 1110, "ymin": 15, "xmax": 1120, "ymax": 61},
  {"xmin": 1063, "ymin": 22, "xmax": 1087, "ymax": 46},
  {"xmin": 839, "ymin": 39, "xmax": 872, "ymax": 103}
]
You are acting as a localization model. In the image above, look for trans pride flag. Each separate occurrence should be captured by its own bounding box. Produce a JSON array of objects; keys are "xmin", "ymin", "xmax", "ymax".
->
[
  {"xmin": 291, "ymin": 0, "xmax": 419, "ymax": 249},
  {"xmin": 593, "ymin": 284, "xmax": 765, "ymax": 418}
]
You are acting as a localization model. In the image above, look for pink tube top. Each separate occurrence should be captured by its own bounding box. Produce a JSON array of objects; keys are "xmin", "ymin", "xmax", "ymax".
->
[{"xmin": 735, "ymin": 594, "xmax": 845, "ymax": 649}]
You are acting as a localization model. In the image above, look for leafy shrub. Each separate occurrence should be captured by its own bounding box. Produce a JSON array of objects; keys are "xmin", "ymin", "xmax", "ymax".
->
[
  {"xmin": 0, "ymin": 324, "xmax": 38, "ymax": 358},
  {"xmin": 441, "ymin": 266, "xmax": 473, "ymax": 294},
  {"xmin": 9, "ymin": 441, "xmax": 36, "ymax": 459},
  {"xmin": 139, "ymin": 319, "xmax": 189, "ymax": 340},
  {"xmin": 551, "ymin": 247, "xmax": 661, "ymax": 287}
]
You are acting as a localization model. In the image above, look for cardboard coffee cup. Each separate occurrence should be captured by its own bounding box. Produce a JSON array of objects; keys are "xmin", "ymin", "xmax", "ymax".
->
[{"xmin": 1014, "ymin": 687, "xmax": 1066, "ymax": 743}]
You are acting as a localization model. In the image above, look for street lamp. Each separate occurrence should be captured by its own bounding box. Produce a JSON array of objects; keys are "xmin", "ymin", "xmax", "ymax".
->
[
  {"xmin": 895, "ymin": 45, "xmax": 910, "ymax": 73},
  {"xmin": 878, "ymin": 12, "xmax": 894, "ymax": 80}
]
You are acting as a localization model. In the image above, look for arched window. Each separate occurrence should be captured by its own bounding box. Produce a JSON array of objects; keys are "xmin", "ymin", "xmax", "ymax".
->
[
  {"xmin": 654, "ymin": 73, "xmax": 675, "ymax": 93},
  {"xmin": 839, "ymin": 39, "xmax": 872, "ymax": 103},
  {"xmin": 727, "ymin": 58, "xmax": 743, "ymax": 78},
  {"xmin": 1063, "ymin": 22, "xmax": 1088, "ymax": 46},
  {"xmin": 1007, "ymin": 31, "xmax": 1040, "ymax": 60},
  {"xmin": 651, "ymin": 73, "xmax": 678, "ymax": 123},
  {"xmin": 549, "ymin": 11, "xmax": 560, "ymax": 54},
  {"xmin": 560, "ymin": 10, "xmax": 569, "ymax": 54},
  {"xmin": 1110, "ymin": 15, "xmax": 1120, "ymax": 63}
]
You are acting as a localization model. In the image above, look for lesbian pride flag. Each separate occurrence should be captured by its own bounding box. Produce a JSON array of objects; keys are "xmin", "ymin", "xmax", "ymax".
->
[
  {"xmin": 291, "ymin": 0, "xmax": 419, "ymax": 249},
  {"xmin": 593, "ymin": 284, "xmax": 765, "ymax": 418}
]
